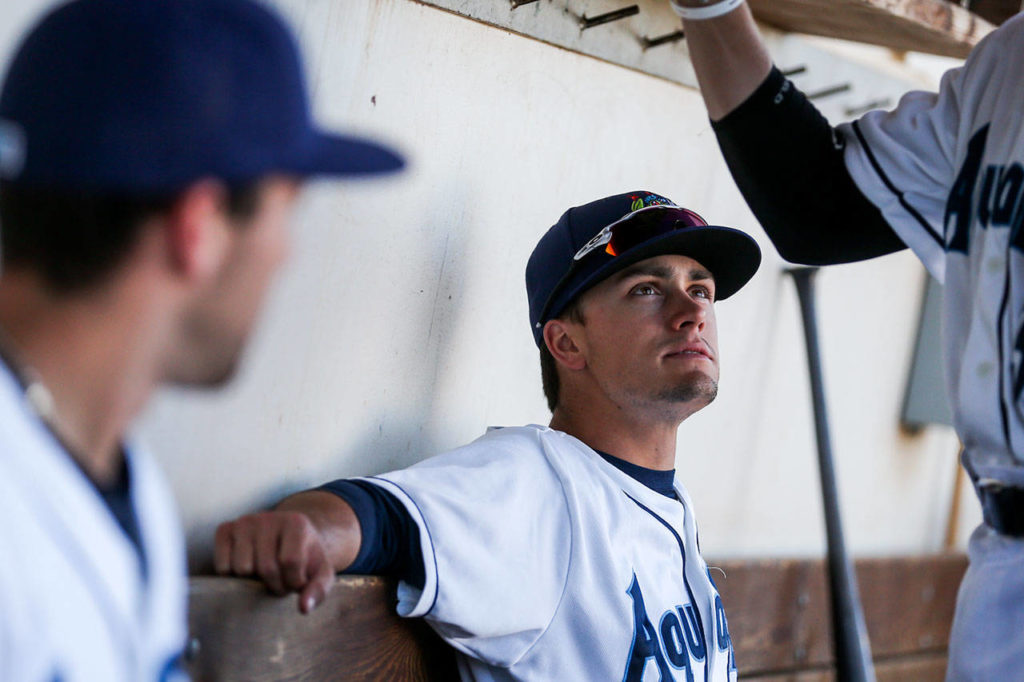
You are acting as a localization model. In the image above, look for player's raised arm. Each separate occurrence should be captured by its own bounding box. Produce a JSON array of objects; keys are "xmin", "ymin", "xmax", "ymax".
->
[
  {"xmin": 671, "ymin": 1, "xmax": 770, "ymax": 121},
  {"xmin": 214, "ymin": 491, "xmax": 362, "ymax": 613},
  {"xmin": 670, "ymin": 0, "xmax": 905, "ymax": 264}
]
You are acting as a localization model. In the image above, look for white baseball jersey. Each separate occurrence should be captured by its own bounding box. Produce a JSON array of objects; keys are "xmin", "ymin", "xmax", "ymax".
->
[
  {"xmin": 0, "ymin": 361, "xmax": 188, "ymax": 681},
  {"xmin": 840, "ymin": 13, "xmax": 1024, "ymax": 484},
  {"xmin": 362, "ymin": 425, "xmax": 737, "ymax": 682}
]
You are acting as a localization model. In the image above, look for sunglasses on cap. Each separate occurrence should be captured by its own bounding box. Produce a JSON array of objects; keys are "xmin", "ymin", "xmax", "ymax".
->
[
  {"xmin": 571, "ymin": 206, "xmax": 709, "ymax": 261},
  {"xmin": 538, "ymin": 205, "xmax": 711, "ymax": 325}
]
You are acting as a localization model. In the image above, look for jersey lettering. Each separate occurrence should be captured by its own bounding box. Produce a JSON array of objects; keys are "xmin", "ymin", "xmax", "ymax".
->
[
  {"xmin": 993, "ymin": 165, "xmax": 1024, "ymax": 228},
  {"xmin": 945, "ymin": 124, "xmax": 1024, "ymax": 247},
  {"xmin": 945, "ymin": 124, "xmax": 990, "ymax": 253},
  {"xmin": 679, "ymin": 604, "xmax": 707, "ymax": 662},
  {"xmin": 659, "ymin": 611, "xmax": 695, "ymax": 681},
  {"xmin": 714, "ymin": 595, "xmax": 737, "ymax": 673},
  {"xmin": 943, "ymin": 123, "xmax": 1024, "ymax": 409},
  {"xmin": 713, "ymin": 596, "xmax": 731, "ymax": 651},
  {"xmin": 1015, "ymin": 324, "xmax": 1024, "ymax": 401},
  {"xmin": 624, "ymin": 574, "xmax": 673, "ymax": 681},
  {"xmin": 623, "ymin": 574, "xmax": 734, "ymax": 681},
  {"xmin": 159, "ymin": 652, "xmax": 187, "ymax": 682}
]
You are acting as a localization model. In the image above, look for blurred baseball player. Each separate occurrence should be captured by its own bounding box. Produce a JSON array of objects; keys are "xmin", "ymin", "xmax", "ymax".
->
[
  {"xmin": 216, "ymin": 191, "xmax": 761, "ymax": 681},
  {"xmin": 672, "ymin": 1, "xmax": 1024, "ymax": 678},
  {"xmin": 0, "ymin": 0, "xmax": 402, "ymax": 679}
]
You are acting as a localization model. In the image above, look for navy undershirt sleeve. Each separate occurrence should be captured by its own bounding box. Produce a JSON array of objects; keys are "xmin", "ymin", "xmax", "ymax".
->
[
  {"xmin": 712, "ymin": 66, "xmax": 907, "ymax": 264},
  {"xmin": 319, "ymin": 479, "xmax": 425, "ymax": 590}
]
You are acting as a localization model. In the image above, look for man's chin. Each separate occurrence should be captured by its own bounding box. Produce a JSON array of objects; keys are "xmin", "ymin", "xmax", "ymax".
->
[
  {"xmin": 656, "ymin": 375, "xmax": 719, "ymax": 405},
  {"xmin": 166, "ymin": 351, "xmax": 243, "ymax": 389},
  {"xmin": 198, "ymin": 361, "xmax": 241, "ymax": 388}
]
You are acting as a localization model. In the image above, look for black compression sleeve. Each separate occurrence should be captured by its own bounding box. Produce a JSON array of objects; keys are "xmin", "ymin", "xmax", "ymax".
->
[
  {"xmin": 318, "ymin": 479, "xmax": 425, "ymax": 590},
  {"xmin": 712, "ymin": 67, "xmax": 906, "ymax": 264}
]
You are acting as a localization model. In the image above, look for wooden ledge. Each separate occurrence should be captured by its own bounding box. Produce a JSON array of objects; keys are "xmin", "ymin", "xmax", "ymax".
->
[
  {"xmin": 186, "ymin": 554, "xmax": 967, "ymax": 681},
  {"xmin": 185, "ymin": 575, "xmax": 456, "ymax": 681},
  {"xmin": 748, "ymin": 0, "xmax": 996, "ymax": 58},
  {"xmin": 715, "ymin": 554, "xmax": 968, "ymax": 679}
]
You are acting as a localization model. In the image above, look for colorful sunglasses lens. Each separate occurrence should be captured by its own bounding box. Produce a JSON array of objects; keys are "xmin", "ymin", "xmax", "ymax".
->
[{"xmin": 604, "ymin": 208, "xmax": 708, "ymax": 257}]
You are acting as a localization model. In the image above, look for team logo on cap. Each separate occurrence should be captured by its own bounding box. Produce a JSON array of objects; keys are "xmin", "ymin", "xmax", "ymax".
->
[
  {"xmin": 630, "ymin": 194, "xmax": 673, "ymax": 212},
  {"xmin": 0, "ymin": 119, "xmax": 26, "ymax": 179}
]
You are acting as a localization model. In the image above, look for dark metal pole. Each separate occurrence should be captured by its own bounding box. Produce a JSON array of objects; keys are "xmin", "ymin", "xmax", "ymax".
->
[{"xmin": 788, "ymin": 268, "xmax": 876, "ymax": 682}]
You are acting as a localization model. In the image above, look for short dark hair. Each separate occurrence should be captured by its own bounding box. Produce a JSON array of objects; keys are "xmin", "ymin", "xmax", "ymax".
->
[
  {"xmin": 0, "ymin": 181, "xmax": 262, "ymax": 294},
  {"xmin": 539, "ymin": 297, "xmax": 585, "ymax": 412}
]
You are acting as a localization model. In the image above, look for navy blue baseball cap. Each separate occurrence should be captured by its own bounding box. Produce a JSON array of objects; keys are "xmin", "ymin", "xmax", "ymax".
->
[
  {"xmin": 0, "ymin": 0, "xmax": 404, "ymax": 192},
  {"xmin": 526, "ymin": 191, "xmax": 761, "ymax": 347}
]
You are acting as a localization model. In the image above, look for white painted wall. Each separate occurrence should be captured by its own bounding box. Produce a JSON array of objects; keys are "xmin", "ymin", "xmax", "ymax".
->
[{"xmin": 0, "ymin": 0, "xmax": 979, "ymax": 567}]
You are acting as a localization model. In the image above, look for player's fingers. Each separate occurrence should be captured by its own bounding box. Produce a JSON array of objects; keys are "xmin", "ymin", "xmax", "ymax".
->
[
  {"xmin": 254, "ymin": 518, "xmax": 286, "ymax": 595},
  {"xmin": 278, "ymin": 515, "xmax": 315, "ymax": 591},
  {"xmin": 228, "ymin": 517, "xmax": 257, "ymax": 575},
  {"xmin": 298, "ymin": 551, "xmax": 335, "ymax": 615},
  {"xmin": 213, "ymin": 522, "xmax": 235, "ymax": 575}
]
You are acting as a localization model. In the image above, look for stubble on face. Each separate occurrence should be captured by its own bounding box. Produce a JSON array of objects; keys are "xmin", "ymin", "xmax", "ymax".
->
[{"xmin": 654, "ymin": 373, "xmax": 718, "ymax": 406}]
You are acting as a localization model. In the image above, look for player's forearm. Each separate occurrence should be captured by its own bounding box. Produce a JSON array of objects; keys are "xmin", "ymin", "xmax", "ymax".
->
[
  {"xmin": 681, "ymin": 4, "xmax": 772, "ymax": 121},
  {"xmin": 275, "ymin": 490, "xmax": 363, "ymax": 572}
]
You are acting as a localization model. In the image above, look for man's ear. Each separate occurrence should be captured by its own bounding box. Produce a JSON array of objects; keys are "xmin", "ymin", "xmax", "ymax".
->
[
  {"xmin": 543, "ymin": 318, "xmax": 587, "ymax": 371},
  {"xmin": 164, "ymin": 179, "xmax": 231, "ymax": 282}
]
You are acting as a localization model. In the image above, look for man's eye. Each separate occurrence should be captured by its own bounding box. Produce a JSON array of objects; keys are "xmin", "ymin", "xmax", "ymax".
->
[
  {"xmin": 692, "ymin": 286, "xmax": 712, "ymax": 299},
  {"xmin": 631, "ymin": 284, "xmax": 658, "ymax": 296}
]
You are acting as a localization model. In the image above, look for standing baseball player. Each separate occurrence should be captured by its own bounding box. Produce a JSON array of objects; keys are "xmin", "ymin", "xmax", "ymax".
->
[
  {"xmin": 215, "ymin": 191, "xmax": 761, "ymax": 681},
  {"xmin": 671, "ymin": 1, "xmax": 1024, "ymax": 678},
  {"xmin": 0, "ymin": 0, "xmax": 402, "ymax": 679}
]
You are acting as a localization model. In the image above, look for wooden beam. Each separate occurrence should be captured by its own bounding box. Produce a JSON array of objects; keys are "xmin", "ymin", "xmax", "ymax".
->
[
  {"xmin": 184, "ymin": 576, "xmax": 457, "ymax": 681},
  {"xmin": 713, "ymin": 554, "xmax": 967, "ymax": 676},
  {"xmin": 746, "ymin": 652, "xmax": 948, "ymax": 681},
  {"xmin": 185, "ymin": 555, "xmax": 966, "ymax": 681},
  {"xmin": 748, "ymin": 0, "xmax": 996, "ymax": 58}
]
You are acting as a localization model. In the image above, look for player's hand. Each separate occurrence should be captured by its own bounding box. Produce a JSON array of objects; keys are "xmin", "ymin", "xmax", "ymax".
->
[{"xmin": 214, "ymin": 511, "xmax": 335, "ymax": 614}]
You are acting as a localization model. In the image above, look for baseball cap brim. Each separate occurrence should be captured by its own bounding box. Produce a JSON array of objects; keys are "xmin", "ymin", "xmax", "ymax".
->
[
  {"xmin": 282, "ymin": 127, "xmax": 405, "ymax": 177},
  {"xmin": 553, "ymin": 220, "xmax": 761, "ymax": 316}
]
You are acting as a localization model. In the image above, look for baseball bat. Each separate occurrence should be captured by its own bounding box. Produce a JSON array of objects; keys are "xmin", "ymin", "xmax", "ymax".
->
[{"xmin": 787, "ymin": 267, "xmax": 876, "ymax": 682}]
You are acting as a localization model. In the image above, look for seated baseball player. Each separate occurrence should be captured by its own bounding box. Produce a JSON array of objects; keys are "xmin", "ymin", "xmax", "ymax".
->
[{"xmin": 216, "ymin": 191, "xmax": 761, "ymax": 681}]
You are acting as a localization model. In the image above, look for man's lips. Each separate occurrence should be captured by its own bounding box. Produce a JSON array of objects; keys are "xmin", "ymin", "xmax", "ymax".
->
[{"xmin": 662, "ymin": 342, "xmax": 715, "ymax": 362}]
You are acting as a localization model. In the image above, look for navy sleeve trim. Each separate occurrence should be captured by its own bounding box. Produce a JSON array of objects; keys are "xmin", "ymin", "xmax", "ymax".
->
[
  {"xmin": 850, "ymin": 120, "xmax": 945, "ymax": 249},
  {"xmin": 712, "ymin": 66, "xmax": 906, "ymax": 264},
  {"xmin": 318, "ymin": 479, "xmax": 425, "ymax": 590},
  {"xmin": 368, "ymin": 476, "xmax": 442, "ymax": 616}
]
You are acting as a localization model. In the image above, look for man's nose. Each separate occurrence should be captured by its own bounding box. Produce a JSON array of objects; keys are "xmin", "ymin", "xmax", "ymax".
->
[{"xmin": 666, "ymin": 290, "xmax": 707, "ymax": 331}]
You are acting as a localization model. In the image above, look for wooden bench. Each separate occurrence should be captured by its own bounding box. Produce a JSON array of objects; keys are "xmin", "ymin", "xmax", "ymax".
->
[{"xmin": 185, "ymin": 554, "xmax": 966, "ymax": 681}]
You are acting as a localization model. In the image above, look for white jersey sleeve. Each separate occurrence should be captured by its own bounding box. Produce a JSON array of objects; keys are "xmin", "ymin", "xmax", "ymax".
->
[
  {"xmin": 838, "ymin": 16, "xmax": 1023, "ymax": 283},
  {"xmin": 362, "ymin": 427, "xmax": 571, "ymax": 666}
]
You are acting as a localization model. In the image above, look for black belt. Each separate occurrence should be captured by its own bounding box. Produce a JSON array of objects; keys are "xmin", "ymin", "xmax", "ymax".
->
[{"xmin": 979, "ymin": 484, "xmax": 1024, "ymax": 537}]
